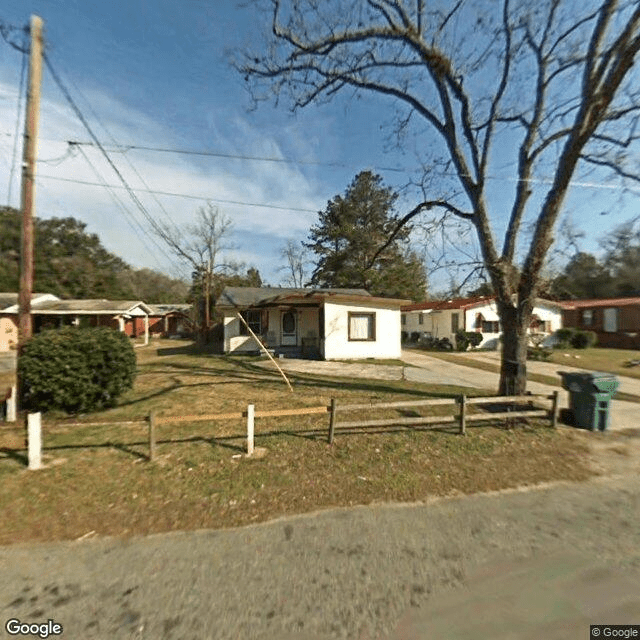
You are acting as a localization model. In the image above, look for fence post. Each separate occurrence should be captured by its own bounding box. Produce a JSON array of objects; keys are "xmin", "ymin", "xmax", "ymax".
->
[
  {"xmin": 148, "ymin": 411, "xmax": 156, "ymax": 461},
  {"xmin": 6, "ymin": 385, "xmax": 16, "ymax": 422},
  {"xmin": 550, "ymin": 390, "xmax": 559, "ymax": 428},
  {"xmin": 247, "ymin": 404, "xmax": 255, "ymax": 456},
  {"xmin": 328, "ymin": 398, "xmax": 337, "ymax": 444},
  {"xmin": 27, "ymin": 412, "xmax": 42, "ymax": 470},
  {"xmin": 459, "ymin": 395, "xmax": 466, "ymax": 435}
]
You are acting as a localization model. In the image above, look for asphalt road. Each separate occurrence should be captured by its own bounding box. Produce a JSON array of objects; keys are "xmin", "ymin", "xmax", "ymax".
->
[{"xmin": 2, "ymin": 473, "xmax": 639, "ymax": 640}]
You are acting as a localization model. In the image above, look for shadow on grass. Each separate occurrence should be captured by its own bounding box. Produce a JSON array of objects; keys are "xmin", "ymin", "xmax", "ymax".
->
[
  {"xmin": 114, "ymin": 358, "xmax": 479, "ymax": 415},
  {"xmin": 0, "ymin": 447, "xmax": 27, "ymax": 465},
  {"xmin": 0, "ymin": 417, "xmax": 468, "ymax": 468}
]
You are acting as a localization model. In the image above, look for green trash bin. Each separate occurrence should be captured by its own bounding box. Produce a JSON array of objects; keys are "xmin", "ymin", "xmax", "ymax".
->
[{"xmin": 559, "ymin": 372, "xmax": 619, "ymax": 431}]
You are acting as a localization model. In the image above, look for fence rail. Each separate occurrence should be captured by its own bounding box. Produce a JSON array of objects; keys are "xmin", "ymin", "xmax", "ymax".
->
[{"xmin": 14, "ymin": 391, "xmax": 559, "ymax": 465}]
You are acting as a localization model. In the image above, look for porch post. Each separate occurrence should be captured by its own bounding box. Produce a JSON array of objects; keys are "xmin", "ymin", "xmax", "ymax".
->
[
  {"xmin": 117, "ymin": 316, "xmax": 125, "ymax": 332},
  {"xmin": 144, "ymin": 314, "xmax": 149, "ymax": 345}
]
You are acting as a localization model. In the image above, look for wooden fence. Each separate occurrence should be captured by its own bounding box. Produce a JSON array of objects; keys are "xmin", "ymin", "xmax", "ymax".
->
[
  {"xmin": 18, "ymin": 391, "xmax": 559, "ymax": 465},
  {"xmin": 327, "ymin": 392, "xmax": 559, "ymax": 444}
]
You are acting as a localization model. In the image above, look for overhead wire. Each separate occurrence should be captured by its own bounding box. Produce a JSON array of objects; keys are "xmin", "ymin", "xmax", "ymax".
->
[
  {"xmin": 7, "ymin": 37, "xmax": 27, "ymax": 206},
  {"xmin": 66, "ymin": 140, "xmax": 408, "ymax": 174},
  {"xmin": 36, "ymin": 173, "xmax": 319, "ymax": 212},
  {"xmin": 64, "ymin": 76, "xmax": 184, "ymax": 241},
  {"xmin": 75, "ymin": 145, "xmax": 171, "ymax": 273},
  {"xmin": 43, "ymin": 51, "xmax": 187, "ymax": 274}
]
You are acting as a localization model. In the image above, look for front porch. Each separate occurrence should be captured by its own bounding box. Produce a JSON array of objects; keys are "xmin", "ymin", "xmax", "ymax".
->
[{"xmin": 224, "ymin": 304, "xmax": 323, "ymax": 359}]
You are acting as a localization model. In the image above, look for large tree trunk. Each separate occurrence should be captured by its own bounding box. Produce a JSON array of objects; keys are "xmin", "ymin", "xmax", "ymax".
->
[{"xmin": 496, "ymin": 299, "xmax": 533, "ymax": 395}]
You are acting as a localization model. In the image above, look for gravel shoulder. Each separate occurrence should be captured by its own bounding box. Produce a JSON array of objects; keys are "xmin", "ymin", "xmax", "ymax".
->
[{"xmin": 2, "ymin": 428, "xmax": 639, "ymax": 640}]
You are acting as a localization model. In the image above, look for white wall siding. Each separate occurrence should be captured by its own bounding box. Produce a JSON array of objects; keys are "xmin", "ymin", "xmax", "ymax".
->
[
  {"xmin": 324, "ymin": 302, "xmax": 401, "ymax": 359},
  {"xmin": 223, "ymin": 314, "xmax": 261, "ymax": 353}
]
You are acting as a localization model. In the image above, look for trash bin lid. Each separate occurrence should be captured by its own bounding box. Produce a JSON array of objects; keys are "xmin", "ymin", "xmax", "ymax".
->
[
  {"xmin": 558, "ymin": 371, "xmax": 592, "ymax": 391},
  {"xmin": 587, "ymin": 372, "xmax": 619, "ymax": 393}
]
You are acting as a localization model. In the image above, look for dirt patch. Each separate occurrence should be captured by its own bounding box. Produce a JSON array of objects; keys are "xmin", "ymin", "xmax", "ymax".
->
[{"xmin": 574, "ymin": 426, "xmax": 640, "ymax": 477}]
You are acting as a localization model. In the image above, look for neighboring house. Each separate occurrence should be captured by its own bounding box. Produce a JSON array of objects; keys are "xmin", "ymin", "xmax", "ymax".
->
[
  {"xmin": 216, "ymin": 287, "xmax": 409, "ymax": 360},
  {"xmin": 401, "ymin": 296, "xmax": 563, "ymax": 349},
  {"xmin": 147, "ymin": 304, "xmax": 193, "ymax": 338},
  {"xmin": 559, "ymin": 297, "xmax": 640, "ymax": 349},
  {"xmin": 0, "ymin": 293, "xmax": 60, "ymax": 352},
  {"xmin": 0, "ymin": 294, "xmax": 153, "ymax": 351}
]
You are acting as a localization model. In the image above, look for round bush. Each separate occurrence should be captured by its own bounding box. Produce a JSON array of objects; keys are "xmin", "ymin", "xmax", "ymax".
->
[
  {"xmin": 554, "ymin": 327, "xmax": 576, "ymax": 348},
  {"xmin": 571, "ymin": 330, "xmax": 597, "ymax": 349},
  {"xmin": 19, "ymin": 327, "xmax": 137, "ymax": 413}
]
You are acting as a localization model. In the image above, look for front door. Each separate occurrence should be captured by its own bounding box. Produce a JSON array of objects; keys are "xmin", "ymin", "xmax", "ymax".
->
[{"xmin": 281, "ymin": 310, "xmax": 297, "ymax": 346}]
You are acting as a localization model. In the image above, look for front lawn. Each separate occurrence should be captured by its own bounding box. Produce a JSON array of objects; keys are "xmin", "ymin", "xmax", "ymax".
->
[
  {"xmin": 0, "ymin": 340, "xmax": 593, "ymax": 545},
  {"xmin": 546, "ymin": 347, "xmax": 640, "ymax": 379}
]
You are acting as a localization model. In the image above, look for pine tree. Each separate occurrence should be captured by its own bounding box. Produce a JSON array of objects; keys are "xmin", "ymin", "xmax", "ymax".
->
[{"xmin": 305, "ymin": 172, "xmax": 427, "ymax": 300}]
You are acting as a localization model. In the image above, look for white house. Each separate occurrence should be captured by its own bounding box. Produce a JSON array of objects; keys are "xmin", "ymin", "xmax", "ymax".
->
[
  {"xmin": 216, "ymin": 287, "xmax": 409, "ymax": 360},
  {"xmin": 401, "ymin": 296, "xmax": 564, "ymax": 349}
]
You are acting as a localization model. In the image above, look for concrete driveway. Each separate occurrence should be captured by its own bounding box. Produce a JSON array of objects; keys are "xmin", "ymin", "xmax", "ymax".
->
[
  {"xmin": 402, "ymin": 350, "xmax": 640, "ymax": 432},
  {"xmin": 459, "ymin": 349, "xmax": 640, "ymax": 397}
]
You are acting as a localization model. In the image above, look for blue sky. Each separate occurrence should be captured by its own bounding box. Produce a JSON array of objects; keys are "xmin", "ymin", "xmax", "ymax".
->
[{"xmin": 1, "ymin": 0, "xmax": 638, "ymax": 295}]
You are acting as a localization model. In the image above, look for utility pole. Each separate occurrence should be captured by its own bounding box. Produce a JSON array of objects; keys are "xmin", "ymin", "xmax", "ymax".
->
[{"xmin": 17, "ymin": 15, "xmax": 44, "ymax": 397}]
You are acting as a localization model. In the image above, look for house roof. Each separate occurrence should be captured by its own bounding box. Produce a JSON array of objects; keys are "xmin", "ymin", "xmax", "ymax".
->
[
  {"xmin": 402, "ymin": 296, "xmax": 564, "ymax": 312},
  {"xmin": 28, "ymin": 299, "xmax": 153, "ymax": 315},
  {"xmin": 558, "ymin": 297, "xmax": 640, "ymax": 309},
  {"xmin": 0, "ymin": 293, "xmax": 59, "ymax": 311},
  {"xmin": 217, "ymin": 286, "xmax": 409, "ymax": 309},
  {"xmin": 147, "ymin": 304, "xmax": 192, "ymax": 316}
]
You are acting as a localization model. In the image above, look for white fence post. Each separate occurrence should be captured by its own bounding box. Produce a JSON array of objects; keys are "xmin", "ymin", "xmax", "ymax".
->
[
  {"xmin": 27, "ymin": 412, "xmax": 42, "ymax": 470},
  {"xmin": 6, "ymin": 385, "xmax": 17, "ymax": 422},
  {"xmin": 247, "ymin": 404, "xmax": 254, "ymax": 456}
]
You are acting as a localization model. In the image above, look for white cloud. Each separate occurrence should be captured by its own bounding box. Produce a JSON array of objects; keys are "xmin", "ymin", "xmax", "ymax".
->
[{"xmin": 0, "ymin": 79, "xmax": 328, "ymax": 284}]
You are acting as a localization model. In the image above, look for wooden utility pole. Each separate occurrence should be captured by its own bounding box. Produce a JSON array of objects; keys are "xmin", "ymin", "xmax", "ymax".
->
[{"xmin": 18, "ymin": 16, "xmax": 44, "ymax": 351}]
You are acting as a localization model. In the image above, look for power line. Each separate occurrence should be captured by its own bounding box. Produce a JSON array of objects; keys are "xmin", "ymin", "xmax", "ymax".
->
[
  {"xmin": 43, "ymin": 52, "xmax": 186, "ymax": 270},
  {"xmin": 37, "ymin": 174, "xmax": 319, "ymax": 212},
  {"xmin": 75, "ymin": 145, "xmax": 172, "ymax": 272},
  {"xmin": 66, "ymin": 140, "xmax": 408, "ymax": 174},
  {"xmin": 64, "ymin": 76, "xmax": 184, "ymax": 240},
  {"xmin": 8, "ymin": 40, "xmax": 27, "ymax": 205}
]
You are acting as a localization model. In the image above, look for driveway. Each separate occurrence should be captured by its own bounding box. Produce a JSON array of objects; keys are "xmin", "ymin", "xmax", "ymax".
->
[
  {"xmin": 459, "ymin": 349, "xmax": 640, "ymax": 397},
  {"xmin": 402, "ymin": 350, "xmax": 639, "ymax": 432}
]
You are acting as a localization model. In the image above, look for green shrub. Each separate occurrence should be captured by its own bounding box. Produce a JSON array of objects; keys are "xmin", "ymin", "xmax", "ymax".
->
[
  {"xmin": 455, "ymin": 329, "xmax": 469, "ymax": 351},
  {"xmin": 19, "ymin": 327, "xmax": 137, "ymax": 414},
  {"xmin": 455, "ymin": 330, "xmax": 483, "ymax": 351},
  {"xmin": 570, "ymin": 330, "xmax": 597, "ymax": 349},
  {"xmin": 467, "ymin": 332, "xmax": 483, "ymax": 349},
  {"xmin": 553, "ymin": 327, "xmax": 576, "ymax": 349},
  {"xmin": 527, "ymin": 346, "xmax": 552, "ymax": 361}
]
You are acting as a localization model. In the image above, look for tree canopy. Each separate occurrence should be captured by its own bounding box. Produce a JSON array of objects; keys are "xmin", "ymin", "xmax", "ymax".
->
[
  {"xmin": 305, "ymin": 171, "xmax": 428, "ymax": 300},
  {"xmin": 239, "ymin": 0, "xmax": 640, "ymax": 393},
  {"xmin": 0, "ymin": 206, "xmax": 188, "ymax": 302}
]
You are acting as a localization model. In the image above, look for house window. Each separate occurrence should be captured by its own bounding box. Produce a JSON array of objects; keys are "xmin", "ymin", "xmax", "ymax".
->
[
  {"xmin": 482, "ymin": 320, "xmax": 500, "ymax": 333},
  {"xmin": 401, "ymin": 314, "xmax": 406, "ymax": 325},
  {"xmin": 451, "ymin": 313, "xmax": 459, "ymax": 333},
  {"xmin": 239, "ymin": 310, "xmax": 263, "ymax": 336},
  {"xmin": 603, "ymin": 308, "xmax": 618, "ymax": 333},
  {"xmin": 418, "ymin": 314, "xmax": 424, "ymax": 325},
  {"xmin": 348, "ymin": 312, "xmax": 376, "ymax": 341},
  {"xmin": 582, "ymin": 309, "xmax": 593, "ymax": 326}
]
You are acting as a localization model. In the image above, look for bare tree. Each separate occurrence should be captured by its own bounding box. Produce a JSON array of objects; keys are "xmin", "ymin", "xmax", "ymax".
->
[
  {"xmin": 279, "ymin": 239, "xmax": 309, "ymax": 287},
  {"xmin": 237, "ymin": 0, "xmax": 640, "ymax": 394},
  {"xmin": 159, "ymin": 203, "xmax": 234, "ymax": 340}
]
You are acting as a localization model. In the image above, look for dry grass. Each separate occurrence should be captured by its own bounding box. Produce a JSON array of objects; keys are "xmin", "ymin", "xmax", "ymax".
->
[{"xmin": 0, "ymin": 340, "xmax": 594, "ymax": 545}]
